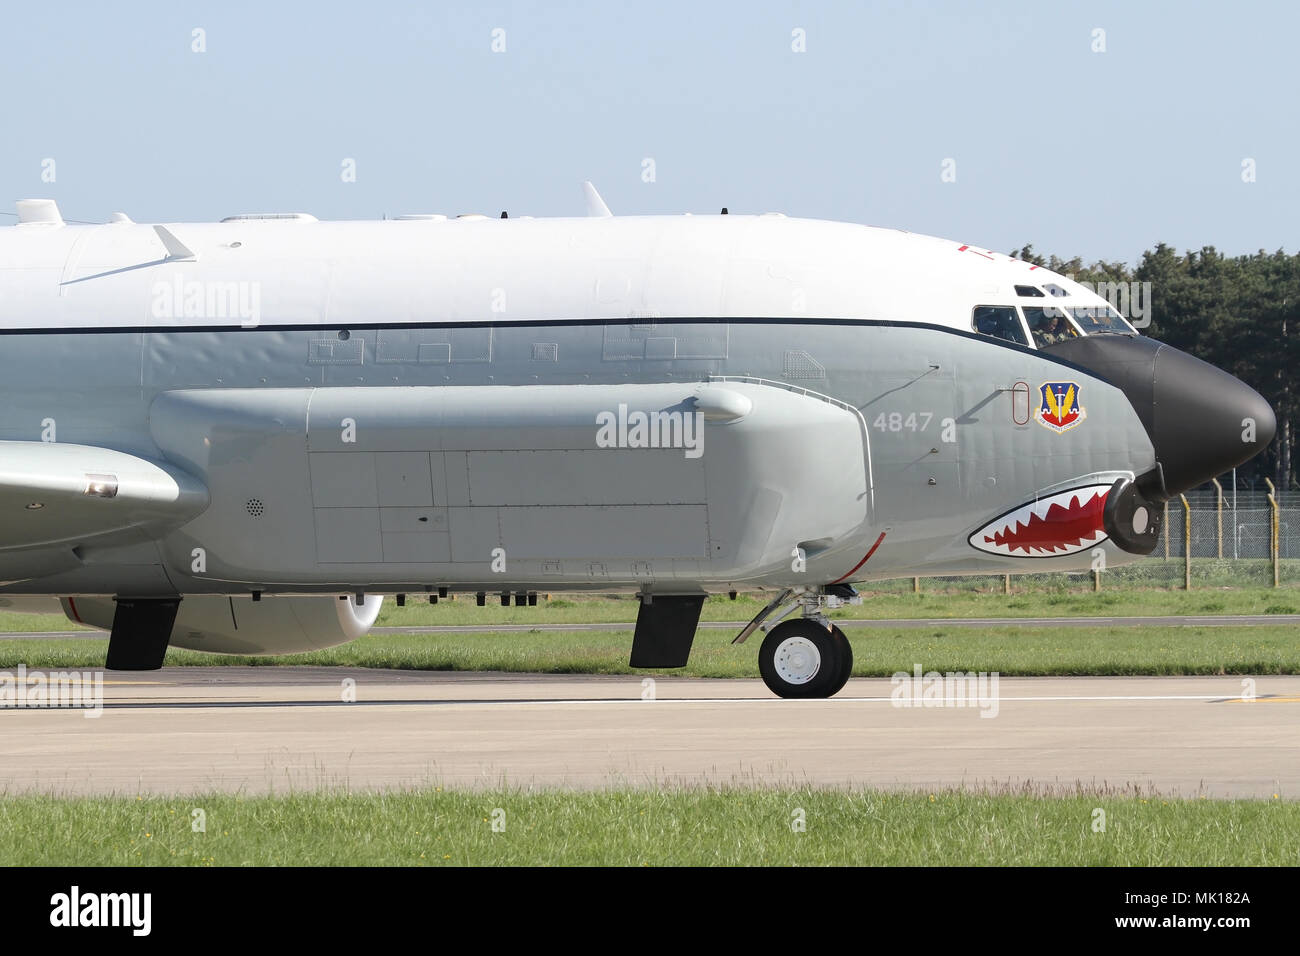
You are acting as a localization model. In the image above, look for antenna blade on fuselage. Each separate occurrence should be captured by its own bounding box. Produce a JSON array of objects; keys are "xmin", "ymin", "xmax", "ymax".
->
[
  {"xmin": 582, "ymin": 181, "xmax": 612, "ymax": 218},
  {"xmin": 154, "ymin": 225, "xmax": 197, "ymax": 261}
]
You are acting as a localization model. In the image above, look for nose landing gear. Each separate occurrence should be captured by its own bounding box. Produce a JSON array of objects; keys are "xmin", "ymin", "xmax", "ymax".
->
[
  {"xmin": 742, "ymin": 588, "xmax": 857, "ymax": 699},
  {"xmin": 758, "ymin": 619, "xmax": 854, "ymax": 699}
]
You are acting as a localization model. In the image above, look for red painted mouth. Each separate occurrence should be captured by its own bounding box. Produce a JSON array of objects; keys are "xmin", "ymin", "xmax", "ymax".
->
[{"xmin": 969, "ymin": 485, "xmax": 1111, "ymax": 557}]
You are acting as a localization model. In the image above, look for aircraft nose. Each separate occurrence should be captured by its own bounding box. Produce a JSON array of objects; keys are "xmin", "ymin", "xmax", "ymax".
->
[{"xmin": 1043, "ymin": 334, "xmax": 1275, "ymax": 497}]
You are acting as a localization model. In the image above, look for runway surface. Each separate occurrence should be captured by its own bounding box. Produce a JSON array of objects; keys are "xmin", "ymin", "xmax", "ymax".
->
[
  {"xmin": 0, "ymin": 668, "xmax": 1295, "ymax": 798},
  {"xmin": 4, "ymin": 613, "xmax": 1300, "ymax": 641}
]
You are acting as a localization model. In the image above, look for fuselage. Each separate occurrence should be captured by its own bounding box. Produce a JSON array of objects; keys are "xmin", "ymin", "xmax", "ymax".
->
[{"xmin": 0, "ymin": 210, "xmax": 1272, "ymax": 602}]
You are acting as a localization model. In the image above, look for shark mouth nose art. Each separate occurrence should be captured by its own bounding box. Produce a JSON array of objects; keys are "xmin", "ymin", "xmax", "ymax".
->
[{"xmin": 968, "ymin": 484, "xmax": 1112, "ymax": 557}]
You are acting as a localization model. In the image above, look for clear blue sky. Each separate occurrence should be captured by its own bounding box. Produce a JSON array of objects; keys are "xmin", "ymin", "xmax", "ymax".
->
[{"xmin": 2, "ymin": 0, "xmax": 1293, "ymax": 263}]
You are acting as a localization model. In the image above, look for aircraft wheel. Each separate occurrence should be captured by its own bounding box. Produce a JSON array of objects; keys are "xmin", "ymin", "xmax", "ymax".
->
[
  {"xmin": 828, "ymin": 624, "xmax": 854, "ymax": 697},
  {"xmin": 759, "ymin": 619, "xmax": 849, "ymax": 699}
]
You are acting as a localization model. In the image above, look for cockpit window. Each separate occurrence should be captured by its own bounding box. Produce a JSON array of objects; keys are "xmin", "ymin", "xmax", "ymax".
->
[
  {"xmin": 972, "ymin": 305, "xmax": 1029, "ymax": 347},
  {"xmin": 1069, "ymin": 304, "xmax": 1136, "ymax": 334},
  {"xmin": 1043, "ymin": 283, "xmax": 1068, "ymax": 297},
  {"xmin": 1023, "ymin": 305, "xmax": 1080, "ymax": 348},
  {"xmin": 1014, "ymin": 285, "xmax": 1045, "ymax": 297}
]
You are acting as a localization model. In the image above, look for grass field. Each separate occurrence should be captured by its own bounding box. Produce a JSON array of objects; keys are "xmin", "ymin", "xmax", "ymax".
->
[
  {"xmin": 5, "ymin": 581, "xmax": 1300, "ymax": 637},
  {"xmin": 373, "ymin": 584, "xmax": 1300, "ymax": 627},
  {"xmin": 2, "ymin": 622, "xmax": 1297, "ymax": 676},
  {"xmin": 0, "ymin": 788, "xmax": 1292, "ymax": 866}
]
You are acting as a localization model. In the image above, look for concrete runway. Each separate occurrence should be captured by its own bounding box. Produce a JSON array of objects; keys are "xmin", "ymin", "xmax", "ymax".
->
[
  {"xmin": 0, "ymin": 668, "xmax": 1295, "ymax": 798},
  {"xmin": 4, "ymin": 613, "xmax": 1300, "ymax": 641}
]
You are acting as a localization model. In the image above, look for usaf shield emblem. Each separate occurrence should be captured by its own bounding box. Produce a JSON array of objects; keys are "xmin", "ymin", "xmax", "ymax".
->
[{"xmin": 1035, "ymin": 381, "xmax": 1086, "ymax": 433}]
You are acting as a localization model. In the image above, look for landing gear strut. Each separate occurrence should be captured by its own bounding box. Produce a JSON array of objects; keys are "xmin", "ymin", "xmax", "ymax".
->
[{"xmin": 745, "ymin": 588, "xmax": 857, "ymax": 699}]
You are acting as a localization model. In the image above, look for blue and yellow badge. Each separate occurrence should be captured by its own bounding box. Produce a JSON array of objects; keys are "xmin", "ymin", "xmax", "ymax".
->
[{"xmin": 1035, "ymin": 381, "xmax": 1085, "ymax": 433}]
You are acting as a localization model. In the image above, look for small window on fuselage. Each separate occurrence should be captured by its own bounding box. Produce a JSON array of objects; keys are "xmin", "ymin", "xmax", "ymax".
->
[
  {"xmin": 1014, "ymin": 285, "xmax": 1045, "ymax": 297},
  {"xmin": 971, "ymin": 306, "xmax": 1028, "ymax": 347}
]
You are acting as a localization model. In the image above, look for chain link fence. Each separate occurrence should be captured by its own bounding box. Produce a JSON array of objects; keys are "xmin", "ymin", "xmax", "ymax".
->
[{"xmin": 893, "ymin": 487, "xmax": 1297, "ymax": 593}]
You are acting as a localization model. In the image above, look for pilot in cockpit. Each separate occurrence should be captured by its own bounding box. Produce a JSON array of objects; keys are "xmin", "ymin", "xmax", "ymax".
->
[
  {"xmin": 1040, "ymin": 314, "xmax": 1069, "ymax": 345},
  {"xmin": 1026, "ymin": 307, "xmax": 1078, "ymax": 348}
]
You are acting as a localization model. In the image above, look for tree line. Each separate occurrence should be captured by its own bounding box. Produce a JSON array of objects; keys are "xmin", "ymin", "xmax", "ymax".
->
[{"xmin": 1012, "ymin": 243, "xmax": 1297, "ymax": 490}]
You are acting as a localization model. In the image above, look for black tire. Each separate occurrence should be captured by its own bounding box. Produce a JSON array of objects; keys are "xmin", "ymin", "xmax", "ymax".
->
[
  {"xmin": 828, "ymin": 625, "xmax": 854, "ymax": 697},
  {"xmin": 758, "ymin": 619, "xmax": 847, "ymax": 699}
]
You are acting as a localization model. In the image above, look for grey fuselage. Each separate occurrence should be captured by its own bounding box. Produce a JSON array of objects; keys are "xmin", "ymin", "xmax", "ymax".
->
[{"xmin": 0, "ymin": 316, "xmax": 1154, "ymax": 597}]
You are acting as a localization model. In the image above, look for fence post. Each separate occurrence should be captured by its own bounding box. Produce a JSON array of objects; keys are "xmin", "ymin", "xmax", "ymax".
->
[
  {"xmin": 1181, "ymin": 494, "xmax": 1191, "ymax": 589},
  {"xmin": 1003, "ymin": 574, "xmax": 1010, "ymax": 595},
  {"xmin": 913, "ymin": 576, "xmax": 920, "ymax": 594},
  {"xmin": 1163, "ymin": 500, "xmax": 1170, "ymax": 559},
  {"xmin": 1275, "ymin": 497, "xmax": 1281, "ymax": 587},
  {"xmin": 1266, "ymin": 478, "xmax": 1279, "ymax": 588},
  {"xmin": 1211, "ymin": 477, "xmax": 1224, "ymax": 559}
]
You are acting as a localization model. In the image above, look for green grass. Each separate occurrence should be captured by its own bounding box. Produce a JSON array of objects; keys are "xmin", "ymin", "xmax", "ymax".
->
[
  {"xmin": 3, "ymin": 624, "xmax": 1299, "ymax": 676},
  {"xmin": 0, "ymin": 611, "xmax": 87, "ymax": 632},
  {"xmin": 0, "ymin": 788, "xmax": 1292, "ymax": 865},
  {"xmin": 374, "ymin": 582, "xmax": 1300, "ymax": 628},
  {"xmin": 5, "ymin": 577, "xmax": 1300, "ymax": 638}
]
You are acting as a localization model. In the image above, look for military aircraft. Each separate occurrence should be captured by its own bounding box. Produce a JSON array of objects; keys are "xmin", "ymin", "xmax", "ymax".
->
[{"xmin": 0, "ymin": 187, "xmax": 1274, "ymax": 698}]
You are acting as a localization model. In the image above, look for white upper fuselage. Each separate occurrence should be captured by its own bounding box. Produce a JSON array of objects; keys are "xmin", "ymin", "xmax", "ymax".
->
[{"xmin": 0, "ymin": 211, "xmax": 1119, "ymax": 337}]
